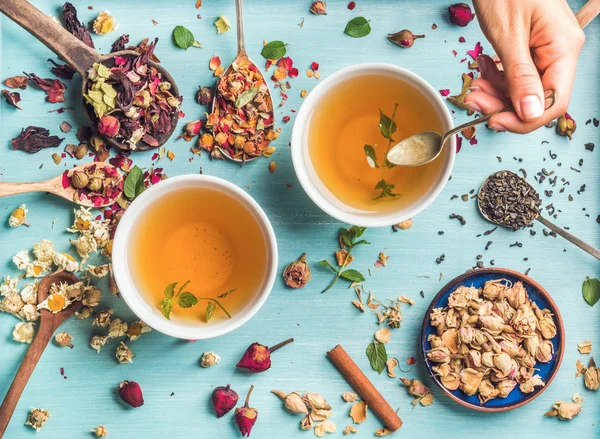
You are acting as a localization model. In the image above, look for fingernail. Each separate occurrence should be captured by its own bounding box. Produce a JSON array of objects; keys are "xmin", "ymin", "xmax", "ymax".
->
[
  {"xmin": 464, "ymin": 101, "xmax": 482, "ymax": 113},
  {"xmin": 520, "ymin": 95, "xmax": 543, "ymax": 120},
  {"xmin": 488, "ymin": 123, "xmax": 507, "ymax": 133},
  {"xmin": 468, "ymin": 85, "xmax": 480, "ymax": 91}
]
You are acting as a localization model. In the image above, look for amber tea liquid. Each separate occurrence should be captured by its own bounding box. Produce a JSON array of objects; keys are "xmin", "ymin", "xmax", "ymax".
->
[
  {"xmin": 308, "ymin": 74, "xmax": 445, "ymax": 212},
  {"xmin": 130, "ymin": 187, "xmax": 267, "ymax": 322}
]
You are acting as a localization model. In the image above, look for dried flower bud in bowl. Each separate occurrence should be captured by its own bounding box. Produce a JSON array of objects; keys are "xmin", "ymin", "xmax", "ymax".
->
[{"xmin": 421, "ymin": 267, "xmax": 564, "ymax": 412}]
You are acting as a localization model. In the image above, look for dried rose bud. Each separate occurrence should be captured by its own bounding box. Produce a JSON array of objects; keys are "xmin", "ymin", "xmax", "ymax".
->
[
  {"xmin": 387, "ymin": 29, "xmax": 425, "ymax": 48},
  {"xmin": 87, "ymin": 177, "xmax": 104, "ymax": 192},
  {"xmin": 282, "ymin": 253, "xmax": 311, "ymax": 288},
  {"xmin": 272, "ymin": 390, "xmax": 309, "ymax": 415},
  {"xmin": 185, "ymin": 120, "xmax": 203, "ymax": 137},
  {"xmin": 235, "ymin": 385, "xmax": 258, "ymax": 437},
  {"xmin": 448, "ymin": 3, "xmax": 474, "ymax": 27},
  {"xmin": 556, "ymin": 112, "xmax": 576, "ymax": 140},
  {"xmin": 97, "ymin": 115, "xmax": 120, "ymax": 138},
  {"xmin": 309, "ymin": 1, "xmax": 327, "ymax": 15},
  {"xmin": 196, "ymin": 86, "xmax": 214, "ymax": 106},
  {"xmin": 236, "ymin": 338, "xmax": 294, "ymax": 373},
  {"xmin": 71, "ymin": 170, "xmax": 89, "ymax": 189},
  {"xmin": 545, "ymin": 401, "xmax": 581, "ymax": 421},
  {"xmin": 212, "ymin": 384, "xmax": 239, "ymax": 417},
  {"xmin": 118, "ymin": 380, "xmax": 144, "ymax": 408}
]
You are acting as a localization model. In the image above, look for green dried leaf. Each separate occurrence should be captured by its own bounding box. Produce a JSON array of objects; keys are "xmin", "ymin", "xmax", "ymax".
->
[
  {"xmin": 159, "ymin": 298, "xmax": 173, "ymax": 319},
  {"xmin": 235, "ymin": 87, "xmax": 259, "ymax": 109},
  {"xmin": 205, "ymin": 301, "xmax": 216, "ymax": 322},
  {"xmin": 366, "ymin": 341, "xmax": 387, "ymax": 374},
  {"xmin": 261, "ymin": 40, "xmax": 287, "ymax": 60},
  {"xmin": 373, "ymin": 179, "xmax": 399, "ymax": 200},
  {"xmin": 124, "ymin": 165, "xmax": 144, "ymax": 199},
  {"xmin": 364, "ymin": 145, "xmax": 379, "ymax": 168},
  {"xmin": 340, "ymin": 269, "xmax": 366, "ymax": 283},
  {"xmin": 178, "ymin": 292, "xmax": 199, "ymax": 308},
  {"xmin": 344, "ymin": 17, "xmax": 371, "ymax": 38},
  {"xmin": 582, "ymin": 276, "xmax": 600, "ymax": 306},
  {"xmin": 173, "ymin": 25, "xmax": 197, "ymax": 50},
  {"xmin": 164, "ymin": 282, "xmax": 178, "ymax": 299}
]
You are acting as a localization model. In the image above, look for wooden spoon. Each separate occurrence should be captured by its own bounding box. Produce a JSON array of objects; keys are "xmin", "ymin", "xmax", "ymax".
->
[
  {"xmin": 0, "ymin": 272, "xmax": 81, "ymax": 437},
  {"xmin": 211, "ymin": 0, "xmax": 275, "ymax": 163},
  {"xmin": 0, "ymin": 0, "xmax": 180, "ymax": 152},
  {"xmin": 0, "ymin": 162, "xmax": 122, "ymax": 208}
]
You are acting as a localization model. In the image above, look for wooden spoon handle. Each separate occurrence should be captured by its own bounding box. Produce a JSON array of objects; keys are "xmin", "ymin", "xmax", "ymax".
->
[
  {"xmin": 0, "ymin": 0, "xmax": 99, "ymax": 75},
  {"xmin": 0, "ymin": 181, "xmax": 49, "ymax": 198},
  {"xmin": 0, "ymin": 325, "xmax": 54, "ymax": 437},
  {"xmin": 576, "ymin": 0, "xmax": 600, "ymax": 28}
]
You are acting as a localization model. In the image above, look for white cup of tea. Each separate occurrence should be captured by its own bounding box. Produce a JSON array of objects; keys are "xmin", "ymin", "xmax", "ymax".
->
[
  {"xmin": 291, "ymin": 63, "xmax": 455, "ymax": 227},
  {"xmin": 112, "ymin": 175, "xmax": 278, "ymax": 339}
]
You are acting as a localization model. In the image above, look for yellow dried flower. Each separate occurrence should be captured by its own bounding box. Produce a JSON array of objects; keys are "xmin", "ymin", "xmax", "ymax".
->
[
  {"xmin": 93, "ymin": 11, "xmax": 117, "ymax": 35},
  {"xmin": 8, "ymin": 204, "xmax": 29, "ymax": 227},
  {"xmin": 25, "ymin": 408, "xmax": 50, "ymax": 431},
  {"xmin": 116, "ymin": 341, "xmax": 135, "ymax": 364},
  {"xmin": 200, "ymin": 351, "xmax": 220, "ymax": 367},
  {"xmin": 92, "ymin": 425, "xmax": 108, "ymax": 437}
]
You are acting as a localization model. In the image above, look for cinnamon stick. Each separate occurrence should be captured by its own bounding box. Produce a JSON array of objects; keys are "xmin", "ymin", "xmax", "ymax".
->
[{"xmin": 327, "ymin": 345, "xmax": 402, "ymax": 432}]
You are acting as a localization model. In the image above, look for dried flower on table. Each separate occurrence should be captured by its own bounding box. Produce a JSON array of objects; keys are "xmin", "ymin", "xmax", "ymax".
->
[
  {"xmin": 387, "ymin": 29, "xmax": 425, "ymax": 48},
  {"xmin": 8, "ymin": 204, "xmax": 29, "ymax": 228},
  {"xmin": 47, "ymin": 59, "xmax": 76, "ymax": 79},
  {"xmin": 375, "ymin": 252, "xmax": 389, "ymax": 268},
  {"xmin": 385, "ymin": 358, "xmax": 398, "ymax": 378},
  {"xmin": 2, "ymin": 89, "xmax": 22, "ymax": 109},
  {"xmin": 343, "ymin": 425, "xmax": 357, "ymax": 435},
  {"xmin": 92, "ymin": 425, "xmax": 108, "ymax": 437},
  {"xmin": 212, "ymin": 385, "xmax": 239, "ymax": 417},
  {"xmin": 200, "ymin": 351, "xmax": 221, "ymax": 368},
  {"xmin": 576, "ymin": 357, "xmax": 599, "ymax": 391},
  {"xmin": 24, "ymin": 73, "xmax": 67, "ymax": 103},
  {"xmin": 3, "ymin": 75, "xmax": 28, "ymax": 89},
  {"xmin": 196, "ymin": 86, "xmax": 214, "ymax": 105},
  {"xmin": 116, "ymin": 341, "xmax": 134, "ymax": 363},
  {"xmin": 11, "ymin": 126, "xmax": 63, "ymax": 154},
  {"xmin": 235, "ymin": 385, "xmax": 258, "ymax": 437},
  {"xmin": 349, "ymin": 400, "xmax": 367, "ymax": 423},
  {"xmin": 272, "ymin": 390, "xmax": 309, "ymax": 415},
  {"xmin": 87, "ymin": 264, "xmax": 110, "ymax": 278},
  {"xmin": 214, "ymin": 16, "xmax": 231, "ymax": 34},
  {"xmin": 341, "ymin": 392, "xmax": 357, "ymax": 403},
  {"xmin": 76, "ymin": 306, "xmax": 93, "ymax": 320},
  {"xmin": 448, "ymin": 3, "xmax": 474, "ymax": 27},
  {"xmin": 90, "ymin": 335, "xmax": 110, "ymax": 353},
  {"xmin": 545, "ymin": 398, "xmax": 582, "ymax": 421},
  {"xmin": 92, "ymin": 11, "xmax": 117, "ymax": 35},
  {"xmin": 54, "ymin": 331, "xmax": 74, "ymax": 348},
  {"xmin": 126, "ymin": 320, "xmax": 151, "ymax": 340},
  {"xmin": 309, "ymin": 1, "xmax": 327, "ymax": 14},
  {"xmin": 374, "ymin": 327, "xmax": 390, "ymax": 344},
  {"xmin": 108, "ymin": 318, "xmax": 128, "ymax": 338},
  {"xmin": 12, "ymin": 322, "xmax": 35, "ymax": 344},
  {"xmin": 577, "ymin": 340, "xmax": 592, "ymax": 354},
  {"xmin": 62, "ymin": 2, "xmax": 95, "ymax": 48},
  {"xmin": 447, "ymin": 73, "xmax": 474, "ymax": 115},
  {"xmin": 556, "ymin": 113, "xmax": 576, "ymax": 140},
  {"xmin": 400, "ymin": 378, "xmax": 433, "ymax": 406},
  {"xmin": 375, "ymin": 427, "xmax": 392, "ymax": 436},
  {"xmin": 314, "ymin": 420, "xmax": 336, "ymax": 436},
  {"xmin": 236, "ymin": 338, "xmax": 294, "ymax": 373},
  {"xmin": 25, "ymin": 408, "xmax": 50, "ymax": 431},
  {"xmin": 283, "ymin": 253, "xmax": 311, "ymax": 288},
  {"xmin": 118, "ymin": 380, "xmax": 144, "ymax": 407}
]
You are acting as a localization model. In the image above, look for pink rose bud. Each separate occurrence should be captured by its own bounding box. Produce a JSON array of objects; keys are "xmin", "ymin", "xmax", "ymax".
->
[
  {"xmin": 236, "ymin": 338, "xmax": 294, "ymax": 373},
  {"xmin": 235, "ymin": 385, "xmax": 258, "ymax": 437},
  {"xmin": 118, "ymin": 380, "xmax": 144, "ymax": 408},
  {"xmin": 97, "ymin": 115, "xmax": 120, "ymax": 138},
  {"xmin": 212, "ymin": 385, "xmax": 239, "ymax": 418},
  {"xmin": 448, "ymin": 3, "xmax": 474, "ymax": 27}
]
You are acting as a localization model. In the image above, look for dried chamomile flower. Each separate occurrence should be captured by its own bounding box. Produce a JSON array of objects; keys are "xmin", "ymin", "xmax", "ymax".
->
[
  {"xmin": 68, "ymin": 207, "xmax": 93, "ymax": 233},
  {"xmin": 0, "ymin": 275, "xmax": 19, "ymax": 296},
  {"xmin": 108, "ymin": 318, "xmax": 128, "ymax": 338},
  {"xmin": 341, "ymin": 392, "xmax": 357, "ymax": 403},
  {"xmin": 25, "ymin": 408, "xmax": 50, "ymax": 431},
  {"xmin": 76, "ymin": 306, "xmax": 93, "ymax": 319},
  {"xmin": 54, "ymin": 331, "xmax": 74, "ymax": 348},
  {"xmin": 71, "ymin": 233, "xmax": 98, "ymax": 264},
  {"xmin": 577, "ymin": 340, "xmax": 592, "ymax": 354},
  {"xmin": 92, "ymin": 11, "xmax": 117, "ymax": 35},
  {"xmin": 90, "ymin": 335, "xmax": 110, "ymax": 353},
  {"xmin": 20, "ymin": 281, "xmax": 39, "ymax": 304},
  {"xmin": 374, "ymin": 327, "xmax": 390, "ymax": 344},
  {"xmin": 392, "ymin": 218, "xmax": 412, "ymax": 231},
  {"xmin": 8, "ymin": 204, "xmax": 29, "ymax": 227},
  {"xmin": 116, "ymin": 341, "xmax": 135, "ymax": 363},
  {"xmin": 92, "ymin": 425, "xmax": 108, "ymax": 437},
  {"xmin": 272, "ymin": 390, "xmax": 309, "ymax": 415},
  {"xmin": 0, "ymin": 291, "xmax": 25, "ymax": 314},
  {"xmin": 37, "ymin": 292, "xmax": 70, "ymax": 313},
  {"xmin": 25, "ymin": 261, "xmax": 48, "ymax": 278},
  {"xmin": 93, "ymin": 309, "xmax": 114, "ymax": 328},
  {"xmin": 53, "ymin": 252, "xmax": 79, "ymax": 272},
  {"xmin": 200, "ymin": 351, "xmax": 221, "ymax": 368},
  {"xmin": 343, "ymin": 425, "xmax": 357, "ymax": 435},
  {"xmin": 82, "ymin": 286, "xmax": 102, "ymax": 307},
  {"xmin": 397, "ymin": 295, "xmax": 414, "ymax": 305},
  {"xmin": 12, "ymin": 321, "xmax": 35, "ymax": 343},
  {"xmin": 22, "ymin": 304, "xmax": 40, "ymax": 321},
  {"xmin": 12, "ymin": 250, "xmax": 31, "ymax": 270},
  {"xmin": 87, "ymin": 264, "xmax": 110, "ymax": 278},
  {"xmin": 32, "ymin": 239, "xmax": 55, "ymax": 263},
  {"xmin": 400, "ymin": 378, "xmax": 434, "ymax": 406},
  {"xmin": 545, "ymin": 400, "xmax": 582, "ymax": 421},
  {"xmin": 314, "ymin": 420, "xmax": 336, "ymax": 437},
  {"xmin": 126, "ymin": 320, "xmax": 151, "ymax": 341},
  {"xmin": 349, "ymin": 401, "xmax": 367, "ymax": 423}
]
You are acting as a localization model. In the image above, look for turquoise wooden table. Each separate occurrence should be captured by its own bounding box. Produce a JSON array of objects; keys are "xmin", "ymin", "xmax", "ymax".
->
[{"xmin": 1, "ymin": 1, "xmax": 599, "ymax": 437}]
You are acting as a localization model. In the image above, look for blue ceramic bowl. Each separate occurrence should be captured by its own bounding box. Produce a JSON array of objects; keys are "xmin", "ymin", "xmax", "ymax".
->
[{"xmin": 421, "ymin": 267, "xmax": 564, "ymax": 412}]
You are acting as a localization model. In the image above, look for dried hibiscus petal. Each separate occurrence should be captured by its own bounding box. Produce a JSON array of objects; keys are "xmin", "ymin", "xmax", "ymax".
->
[
  {"xmin": 62, "ymin": 2, "xmax": 95, "ymax": 48},
  {"xmin": 47, "ymin": 59, "xmax": 76, "ymax": 80},
  {"xmin": 24, "ymin": 73, "xmax": 67, "ymax": 103},
  {"xmin": 2, "ymin": 89, "xmax": 22, "ymax": 109},
  {"xmin": 111, "ymin": 34, "xmax": 130, "ymax": 53},
  {"xmin": 11, "ymin": 126, "xmax": 64, "ymax": 154}
]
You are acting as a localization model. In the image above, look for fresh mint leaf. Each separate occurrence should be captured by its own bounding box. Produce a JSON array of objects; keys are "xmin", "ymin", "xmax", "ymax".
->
[
  {"xmin": 159, "ymin": 298, "xmax": 174, "ymax": 319},
  {"xmin": 124, "ymin": 165, "xmax": 143, "ymax": 199},
  {"xmin": 366, "ymin": 341, "xmax": 387, "ymax": 374},
  {"xmin": 319, "ymin": 260, "xmax": 339, "ymax": 273},
  {"xmin": 164, "ymin": 282, "xmax": 178, "ymax": 299},
  {"xmin": 177, "ymin": 280, "xmax": 191, "ymax": 296},
  {"xmin": 173, "ymin": 25, "xmax": 197, "ymax": 50},
  {"xmin": 582, "ymin": 277, "xmax": 600, "ymax": 306},
  {"xmin": 350, "ymin": 226, "xmax": 367, "ymax": 239},
  {"xmin": 340, "ymin": 269, "xmax": 366, "ymax": 283},
  {"xmin": 364, "ymin": 145, "xmax": 379, "ymax": 168},
  {"xmin": 261, "ymin": 40, "xmax": 287, "ymax": 60},
  {"xmin": 205, "ymin": 301, "xmax": 216, "ymax": 322},
  {"xmin": 344, "ymin": 17, "xmax": 371, "ymax": 38},
  {"xmin": 178, "ymin": 292, "xmax": 198, "ymax": 308},
  {"xmin": 352, "ymin": 239, "xmax": 370, "ymax": 247}
]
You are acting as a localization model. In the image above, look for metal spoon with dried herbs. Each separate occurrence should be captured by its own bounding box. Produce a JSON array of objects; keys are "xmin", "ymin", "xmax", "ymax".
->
[{"xmin": 478, "ymin": 170, "xmax": 600, "ymax": 260}]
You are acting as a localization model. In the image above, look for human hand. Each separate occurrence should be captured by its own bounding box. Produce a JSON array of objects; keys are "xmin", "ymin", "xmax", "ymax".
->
[{"xmin": 464, "ymin": 0, "xmax": 585, "ymax": 134}]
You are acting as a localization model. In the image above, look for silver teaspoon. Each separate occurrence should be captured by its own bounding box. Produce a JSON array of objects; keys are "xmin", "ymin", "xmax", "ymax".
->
[{"xmin": 387, "ymin": 90, "xmax": 556, "ymax": 167}]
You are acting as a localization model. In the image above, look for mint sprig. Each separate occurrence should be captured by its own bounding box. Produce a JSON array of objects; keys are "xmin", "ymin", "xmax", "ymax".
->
[{"xmin": 158, "ymin": 280, "xmax": 234, "ymax": 321}]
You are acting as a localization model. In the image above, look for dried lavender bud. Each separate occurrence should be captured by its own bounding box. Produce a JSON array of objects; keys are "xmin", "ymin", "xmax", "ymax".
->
[
  {"xmin": 11, "ymin": 126, "xmax": 63, "ymax": 154},
  {"xmin": 387, "ymin": 29, "xmax": 425, "ymax": 48},
  {"xmin": 62, "ymin": 2, "xmax": 95, "ymax": 48}
]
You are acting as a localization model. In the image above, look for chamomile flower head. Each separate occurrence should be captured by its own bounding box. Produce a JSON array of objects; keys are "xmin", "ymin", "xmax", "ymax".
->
[
  {"xmin": 71, "ymin": 232, "xmax": 98, "ymax": 263},
  {"xmin": 25, "ymin": 408, "xmax": 50, "ymax": 431},
  {"xmin": 37, "ymin": 292, "xmax": 71, "ymax": 313},
  {"xmin": 32, "ymin": 240, "xmax": 56, "ymax": 263},
  {"xmin": 12, "ymin": 321, "xmax": 35, "ymax": 344},
  {"xmin": 0, "ymin": 292, "xmax": 25, "ymax": 314},
  {"xmin": 67, "ymin": 207, "xmax": 93, "ymax": 233},
  {"xmin": 87, "ymin": 264, "xmax": 110, "ymax": 278},
  {"xmin": 20, "ymin": 281, "xmax": 39, "ymax": 305},
  {"xmin": 8, "ymin": 204, "xmax": 29, "ymax": 227},
  {"xmin": 0, "ymin": 276, "xmax": 19, "ymax": 296},
  {"xmin": 12, "ymin": 250, "xmax": 31, "ymax": 270},
  {"xmin": 25, "ymin": 261, "xmax": 48, "ymax": 278},
  {"xmin": 53, "ymin": 252, "xmax": 79, "ymax": 272},
  {"xmin": 22, "ymin": 304, "xmax": 40, "ymax": 321}
]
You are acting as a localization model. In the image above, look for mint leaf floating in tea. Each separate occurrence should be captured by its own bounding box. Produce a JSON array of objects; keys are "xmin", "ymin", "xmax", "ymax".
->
[
  {"xmin": 373, "ymin": 180, "xmax": 398, "ymax": 200},
  {"xmin": 366, "ymin": 341, "xmax": 387, "ymax": 374},
  {"xmin": 320, "ymin": 226, "xmax": 369, "ymax": 293},
  {"xmin": 582, "ymin": 277, "xmax": 600, "ymax": 307},
  {"xmin": 178, "ymin": 292, "xmax": 199, "ymax": 308},
  {"xmin": 344, "ymin": 17, "xmax": 371, "ymax": 38},
  {"xmin": 159, "ymin": 280, "xmax": 234, "ymax": 321},
  {"xmin": 261, "ymin": 41, "xmax": 288, "ymax": 60},
  {"xmin": 237, "ymin": 338, "xmax": 294, "ymax": 373},
  {"xmin": 173, "ymin": 25, "xmax": 200, "ymax": 50}
]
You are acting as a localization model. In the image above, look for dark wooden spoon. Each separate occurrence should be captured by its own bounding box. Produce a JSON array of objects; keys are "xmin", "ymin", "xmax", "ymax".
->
[
  {"xmin": 0, "ymin": 0, "xmax": 180, "ymax": 151},
  {"xmin": 0, "ymin": 272, "xmax": 81, "ymax": 437}
]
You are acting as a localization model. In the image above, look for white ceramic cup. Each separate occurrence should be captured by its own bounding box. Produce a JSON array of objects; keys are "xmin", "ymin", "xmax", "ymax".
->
[
  {"xmin": 291, "ymin": 63, "xmax": 455, "ymax": 227},
  {"xmin": 112, "ymin": 175, "xmax": 278, "ymax": 339}
]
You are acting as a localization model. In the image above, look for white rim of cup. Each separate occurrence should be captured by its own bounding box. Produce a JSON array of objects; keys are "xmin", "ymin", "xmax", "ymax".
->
[
  {"xmin": 291, "ymin": 62, "xmax": 456, "ymax": 227},
  {"xmin": 112, "ymin": 175, "xmax": 278, "ymax": 340}
]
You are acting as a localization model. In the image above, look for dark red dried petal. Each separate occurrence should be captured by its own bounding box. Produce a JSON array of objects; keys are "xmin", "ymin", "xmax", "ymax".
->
[
  {"xmin": 11, "ymin": 126, "xmax": 64, "ymax": 154},
  {"xmin": 439, "ymin": 89, "xmax": 450, "ymax": 97},
  {"xmin": 1, "ymin": 90, "xmax": 22, "ymax": 109}
]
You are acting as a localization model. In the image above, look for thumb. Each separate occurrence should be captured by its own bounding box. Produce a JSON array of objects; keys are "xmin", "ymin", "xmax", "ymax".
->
[{"xmin": 499, "ymin": 42, "xmax": 545, "ymax": 122}]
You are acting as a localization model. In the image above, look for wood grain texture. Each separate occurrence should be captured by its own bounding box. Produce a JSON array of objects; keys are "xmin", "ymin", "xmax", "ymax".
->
[{"xmin": 0, "ymin": 1, "xmax": 599, "ymax": 438}]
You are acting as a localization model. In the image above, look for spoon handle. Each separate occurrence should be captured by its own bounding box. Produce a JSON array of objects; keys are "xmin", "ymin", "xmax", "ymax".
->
[
  {"xmin": 235, "ymin": 0, "xmax": 246, "ymax": 55},
  {"xmin": 0, "ymin": 0, "xmax": 98, "ymax": 75},
  {"xmin": 0, "ymin": 323, "xmax": 54, "ymax": 437},
  {"xmin": 441, "ymin": 90, "xmax": 556, "ymax": 146},
  {"xmin": 0, "ymin": 181, "xmax": 50, "ymax": 198},
  {"xmin": 536, "ymin": 216, "xmax": 600, "ymax": 260}
]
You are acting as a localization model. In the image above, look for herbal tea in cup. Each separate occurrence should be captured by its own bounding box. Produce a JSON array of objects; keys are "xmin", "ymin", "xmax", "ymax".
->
[{"xmin": 112, "ymin": 176, "xmax": 277, "ymax": 339}]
